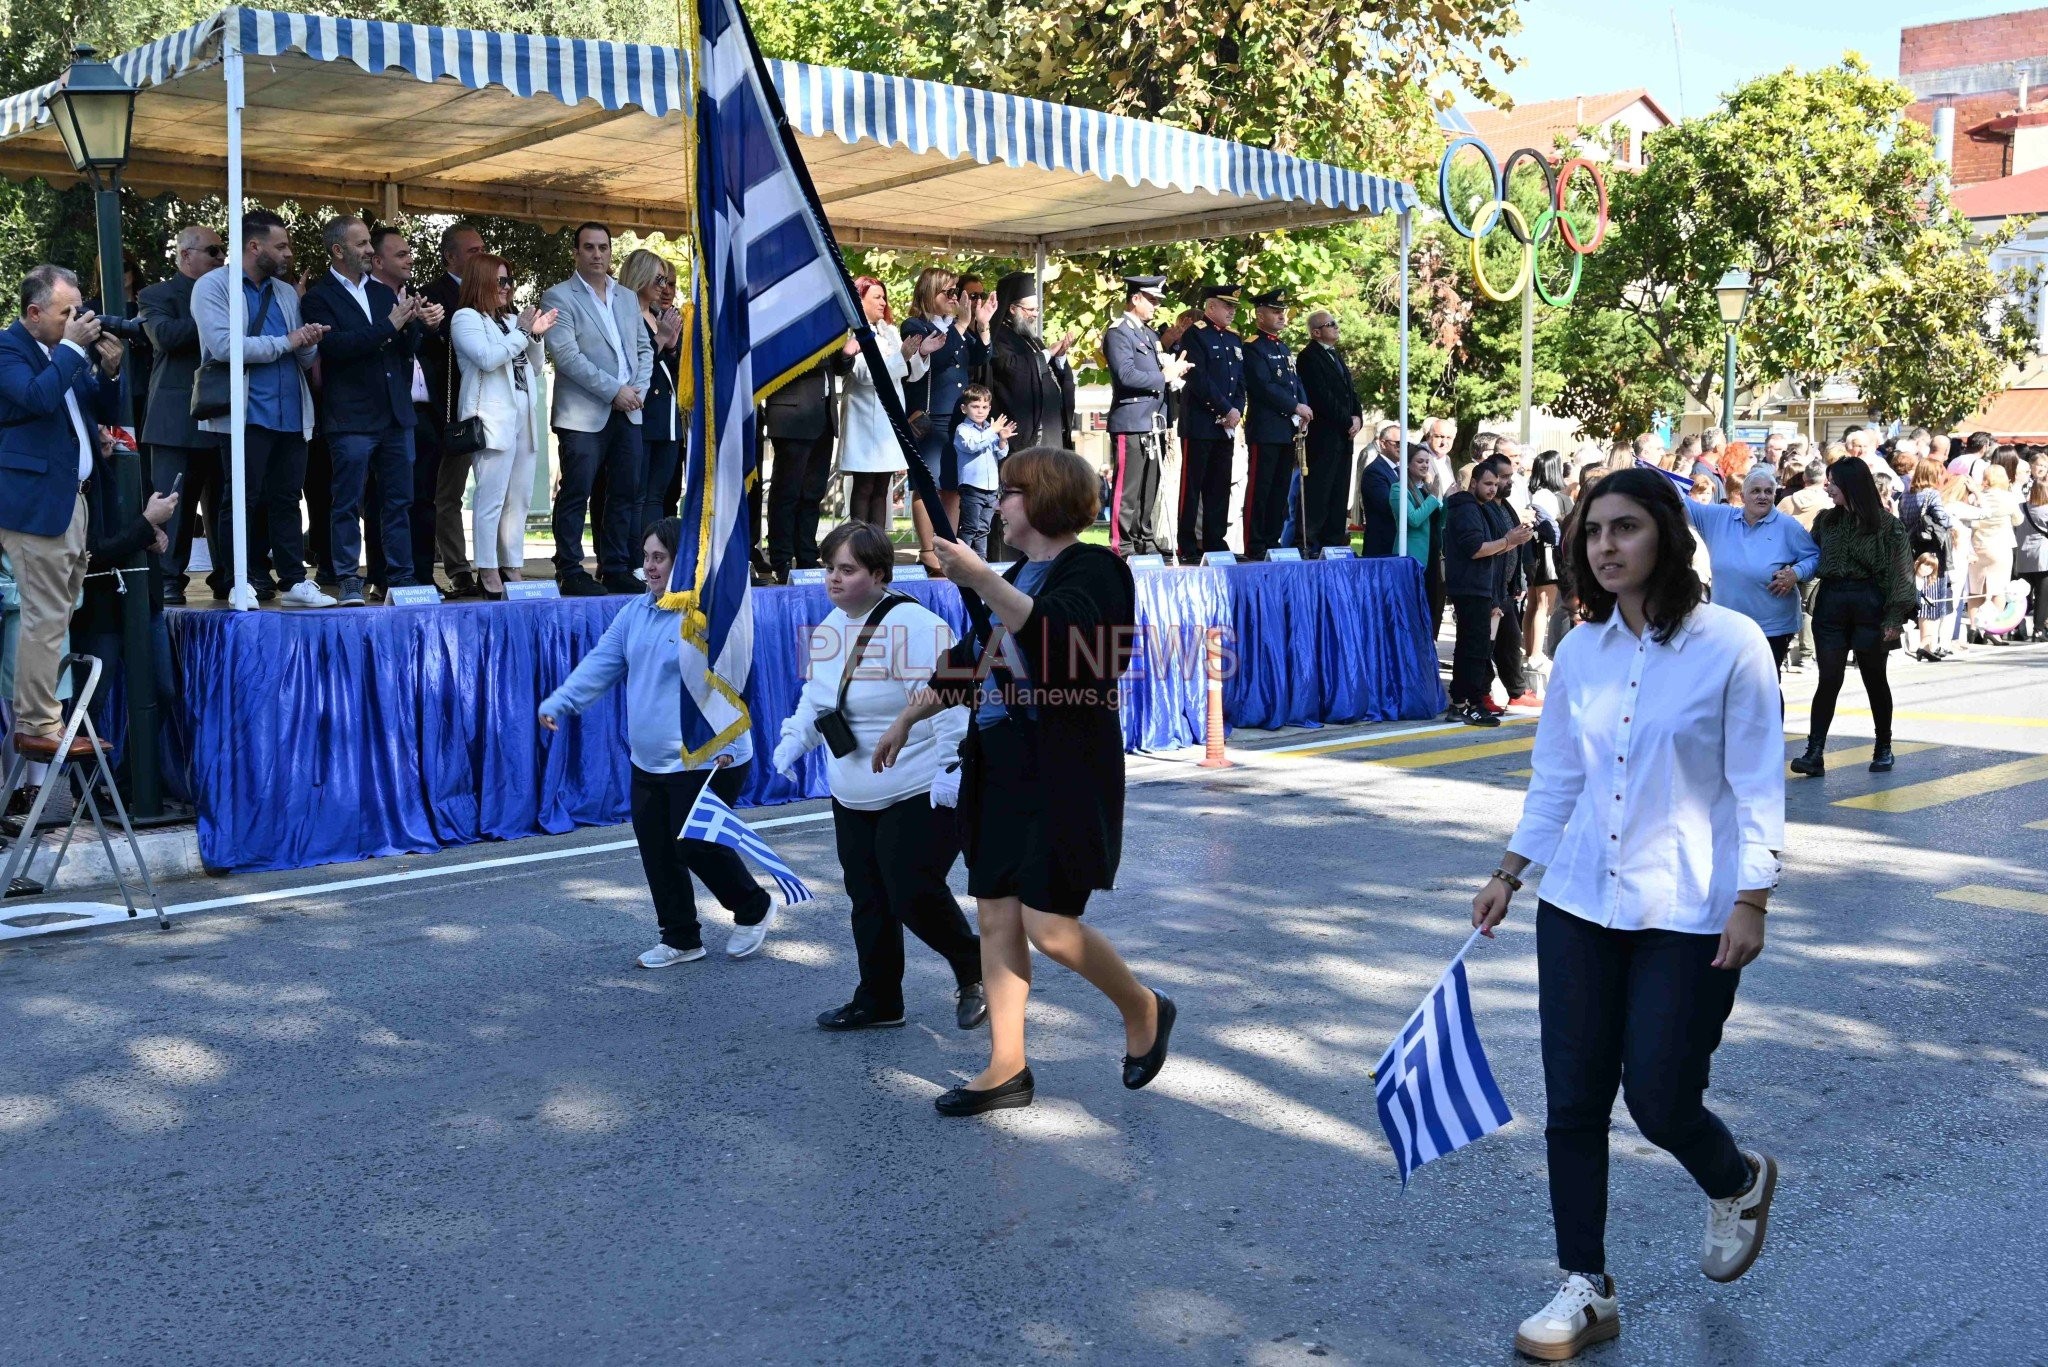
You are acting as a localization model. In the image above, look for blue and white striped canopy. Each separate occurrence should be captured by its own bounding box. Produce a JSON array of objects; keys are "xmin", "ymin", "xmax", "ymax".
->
[{"xmin": 0, "ymin": 7, "xmax": 1414, "ymax": 250}]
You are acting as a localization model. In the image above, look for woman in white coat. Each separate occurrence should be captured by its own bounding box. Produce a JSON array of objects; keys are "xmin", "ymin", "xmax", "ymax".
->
[
  {"xmin": 839, "ymin": 275, "xmax": 931, "ymax": 530},
  {"xmin": 451, "ymin": 254, "xmax": 556, "ymax": 597}
]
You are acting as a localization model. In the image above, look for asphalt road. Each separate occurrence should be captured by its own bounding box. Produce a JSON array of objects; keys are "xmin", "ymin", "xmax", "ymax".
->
[{"xmin": 3, "ymin": 645, "xmax": 2045, "ymax": 1366}]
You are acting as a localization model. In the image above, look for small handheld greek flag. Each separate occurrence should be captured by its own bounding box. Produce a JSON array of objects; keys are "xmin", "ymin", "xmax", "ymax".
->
[
  {"xmin": 681, "ymin": 786, "xmax": 815, "ymax": 906},
  {"xmin": 1374, "ymin": 929, "xmax": 1512, "ymax": 1185}
]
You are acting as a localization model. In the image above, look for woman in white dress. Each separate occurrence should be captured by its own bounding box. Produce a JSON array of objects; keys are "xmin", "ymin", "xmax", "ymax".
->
[
  {"xmin": 451, "ymin": 254, "xmax": 556, "ymax": 597},
  {"xmin": 839, "ymin": 275, "xmax": 929, "ymax": 530}
]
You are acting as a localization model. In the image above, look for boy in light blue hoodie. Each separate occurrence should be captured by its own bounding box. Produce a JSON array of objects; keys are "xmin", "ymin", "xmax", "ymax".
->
[{"xmin": 949, "ymin": 384, "xmax": 1014, "ymax": 556}]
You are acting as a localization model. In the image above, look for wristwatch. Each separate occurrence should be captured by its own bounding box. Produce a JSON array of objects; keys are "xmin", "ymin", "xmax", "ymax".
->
[{"xmin": 1489, "ymin": 867, "xmax": 1524, "ymax": 893}]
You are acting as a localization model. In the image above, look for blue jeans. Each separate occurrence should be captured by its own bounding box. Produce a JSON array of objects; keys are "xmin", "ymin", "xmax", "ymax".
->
[
  {"xmin": 638, "ymin": 437, "xmax": 681, "ymax": 548},
  {"xmin": 329, "ymin": 427, "xmax": 416, "ymax": 584},
  {"xmin": 554, "ymin": 411, "xmax": 646, "ymax": 578},
  {"xmin": 956, "ymin": 485, "xmax": 998, "ymax": 558}
]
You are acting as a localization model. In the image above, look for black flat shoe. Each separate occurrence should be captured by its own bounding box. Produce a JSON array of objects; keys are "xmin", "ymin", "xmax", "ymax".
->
[
  {"xmin": 1122, "ymin": 991, "xmax": 1177, "ymax": 1091},
  {"xmin": 1869, "ymin": 745, "xmax": 1895, "ymax": 773},
  {"xmin": 955, "ymin": 983, "xmax": 988, "ymax": 1030},
  {"xmin": 817, "ymin": 1002, "xmax": 906, "ymax": 1031},
  {"xmin": 934, "ymin": 1067, "xmax": 1033, "ymax": 1116}
]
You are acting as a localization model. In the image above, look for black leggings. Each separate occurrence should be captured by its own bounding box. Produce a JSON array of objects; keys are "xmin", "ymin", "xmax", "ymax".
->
[
  {"xmin": 2022, "ymin": 571, "xmax": 2048, "ymax": 636},
  {"xmin": 1808, "ymin": 644, "xmax": 1893, "ymax": 747},
  {"xmin": 848, "ymin": 472, "xmax": 892, "ymax": 530}
]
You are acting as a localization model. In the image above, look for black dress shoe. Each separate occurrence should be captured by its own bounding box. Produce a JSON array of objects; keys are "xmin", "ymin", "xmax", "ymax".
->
[
  {"xmin": 601, "ymin": 571, "xmax": 643, "ymax": 595},
  {"xmin": 816, "ymin": 1002, "xmax": 906, "ymax": 1031},
  {"xmin": 162, "ymin": 587, "xmax": 187, "ymax": 606},
  {"xmin": 559, "ymin": 572, "xmax": 607, "ymax": 598},
  {"xmin": 934, "ymin": 1067, "xmax": 1033, "ymax": 1116},
  {"xmin": 955, "ymin": 983, "xmax": 988, "ymax": 1030},
  {"xmin": 1122, "ymin": 991, "xmax": 1177, "ymax": 1090},
  {"xmin": 1869, "ymin": 744, "xmax": 1895, "ymax": 773},
  {"xmin": 445, "ymin": 571, "xmax": 485, "ymax": 599}
]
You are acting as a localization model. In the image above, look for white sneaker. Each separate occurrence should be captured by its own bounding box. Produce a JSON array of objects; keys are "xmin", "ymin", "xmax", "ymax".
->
[
  {"xmin": 637, "ymin": 943, "xmax": 707, "ymax": 969},
  {"xmin": 725, "ymin": 905, "xmax": 778, "ymax": 959},
  {"xmin": 1513, "ymin": 1273, "xmax": 1620, "ymax": 1362},
  {"xmin": 1701, "ymin": 1149, "xmax": 1777, "ymax": 1282},
  {"xmin": 280, "ymin": 581, "xmax": 337, "ymax": 608}
]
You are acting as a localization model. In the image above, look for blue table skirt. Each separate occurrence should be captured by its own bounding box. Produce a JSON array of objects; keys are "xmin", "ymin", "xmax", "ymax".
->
[{"xmin": 165, "ymin": 557, "xmax": 1443, "ymax": 873}]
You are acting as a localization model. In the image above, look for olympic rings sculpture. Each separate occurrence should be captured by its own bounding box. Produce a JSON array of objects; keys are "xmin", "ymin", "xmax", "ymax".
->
[{"xmin": 1438, "ymin": 136, "xmax": 1609, "ymax": 307}]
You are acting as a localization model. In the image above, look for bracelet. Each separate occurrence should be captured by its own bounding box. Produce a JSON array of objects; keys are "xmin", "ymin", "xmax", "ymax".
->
[
  {"xmin": 1489, "ymin": 868, "xmax": 1524, "ymax": 893},
  {"xmin": 1735, "ymin": 898, "xmax": 1769, "ymax": 915}
]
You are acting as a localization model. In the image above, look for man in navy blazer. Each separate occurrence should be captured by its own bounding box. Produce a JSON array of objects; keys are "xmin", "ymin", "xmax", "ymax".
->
[
  {"xmin": 0, "ymin": 265, "xmax": 125, "ymax": 751},
  {"xmin": 300, "ymin": 215, "xmax": 437, "ymax": 605}
]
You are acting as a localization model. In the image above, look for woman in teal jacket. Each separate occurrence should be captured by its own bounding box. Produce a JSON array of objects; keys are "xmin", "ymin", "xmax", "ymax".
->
[{"xmin": 1392, "ymin": 443, "xmax": 1442, "ymax": 566}]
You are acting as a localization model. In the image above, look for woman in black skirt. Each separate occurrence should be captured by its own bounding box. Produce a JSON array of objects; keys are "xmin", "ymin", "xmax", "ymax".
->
[
  {"xmin": 1789, "ymin": 457, "xmax": 1915, "ymax": 777},
  {"xmin": 874, "ymin": 447, "xmax": 1173, "ymax": 1116}
]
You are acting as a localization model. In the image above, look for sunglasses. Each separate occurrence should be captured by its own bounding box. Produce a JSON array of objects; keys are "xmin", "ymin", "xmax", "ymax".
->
[
  {"xmin": 192, "ymin": 244, "xmax": 226, "ymax": 258},
  {"xmin": 496, "ymin": 276, "xmax": 514, "ymax": 287},
  {"xmin": 939, "ymin": 286, "xmax": 960, "ymax": 298},
  {"xmin": 965, "ymin": 292, "xmax": 988, "ymax": 302}
]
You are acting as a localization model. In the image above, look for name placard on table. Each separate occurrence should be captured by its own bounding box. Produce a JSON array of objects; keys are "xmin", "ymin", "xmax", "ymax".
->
[
  {"xmin": 503, "ymin": 580, "xmax": 561, "ymax": 601},
  {"xmin": 894, "ymin": 564, "xmax": 929, "ymax": 581},
  {"xmin": 1266, "ymin": 548, "xmax": 1303, "ymax": 562},
  {"xmin": 1129, "ymin": 553, "xmax": 1167, "ymax": 570},
  {"xmin": 788, "ymin": 568, "xmax": 826, "ymax": 585},
  {"xmin": 1321, "ymin": 546, "xmax": 1356, "ymax": 560},
  {"xmin": 386, "ymin": 585, "xmax": 444, "ymax": 607},
  {"xmin": 1201, "ymin": 551, "xmax": 1237, "ymax": 566}
]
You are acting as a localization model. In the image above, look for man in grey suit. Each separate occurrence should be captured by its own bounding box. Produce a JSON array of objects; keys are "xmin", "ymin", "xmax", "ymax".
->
[
  {"xmin": 138, "ymin": 224, "xmax": 225, "ymax": 603},
  {"xmin": 540, "ymin": 223, "xmax": 653, "ymax": 595}
]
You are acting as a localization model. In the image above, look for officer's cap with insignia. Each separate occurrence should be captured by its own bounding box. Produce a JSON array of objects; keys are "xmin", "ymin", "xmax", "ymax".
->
[
  {"xmin": 1122, "ymin": 274, "xmax": 1167, "ymax": 300},
  {"xmin": 1200, "ymin": 284, "xmax": 1241, "ymax": 305},
  {"xmin": 1250, "ymin": 288, "xmax": 1289, "ymax": 309}
]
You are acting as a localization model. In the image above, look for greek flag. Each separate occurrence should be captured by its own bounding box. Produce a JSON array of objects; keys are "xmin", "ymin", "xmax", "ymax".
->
[
  {"xmin": 1374, "ymin": 933, "xmax": 1512, "ymax": 1186},
  {"xmin": 663, "ymin": 0, "xmax": 860, "ymax": 763},
  {"xmin": 681, "ymin": 786, "xmax": 816, "ymax": 906},
  {"xmin": 1638, "ymin": 458, "xmax": 1697, "ymax": 494}
]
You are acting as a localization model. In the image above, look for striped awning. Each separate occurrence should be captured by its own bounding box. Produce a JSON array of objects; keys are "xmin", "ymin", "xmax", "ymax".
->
[{"xmin": 0, "ymin": 8, "xmax": 1414, "ymax": 252}]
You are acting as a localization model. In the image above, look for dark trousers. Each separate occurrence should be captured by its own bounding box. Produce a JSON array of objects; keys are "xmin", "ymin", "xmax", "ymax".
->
[
  {"xmin": 211, "ymin": 425, "xmax": 306, "ymax": 590},
  {"xmin": 406, "ymin": 407, "xmax": 443, "ymax": 579},
  {"xmin": 768, "ymin": 432, "xmax": 834, "ymax": 570},
  {"xmin": 304, "ymin": 434, "xmax": 330, "ymax": 583},
  {"xmin": 1449, "ymin": 595, "xmax": 1525, "ymax": 705},
  {"xmin": 1537, "ymin": 901, "xmax": 1750, "ymax": 1275},
  {"xmin": 629, "ymin": 762, "xmax": 772, "ymax": 950},
  {"xmin": 1302, "ymin": 444, "xmax": 1351, "ymax": 552},
  {"xmin": 554, "ymin": 412, "xmax": 646, "ymax": 578},
  {"xmin": 431, "ymin": 421, "xmax": 473, "ymax": 578},
  {"xmin": 1177, "ymin": 437, "xmax": 1234, "ymax": 561},
  {"xmin": 1244, "ymin": 441, "xmax": 1294, "ymax": 561},
  {"xmin": 831, "ymin": 795, "xmax": 980, "ymax": 1015},
  {"xmin": 1426, "ymin": 552, "xmax": 1446, "ymax": 638},
  {"xmin": 149, "ymin": 440, "xmax": 222, "ymax": 593},
  {"xmin": 640, "ymin": 437, "xmax": 682, "ymax": 543},
  {"xmin": 2019, "ymin": 570, "xmax": 2048, "ymax": 637},
  {"xmin": 1110, "ymin": 431, "xmax": 1166, "ymax": 555},
  {"xmin": 330, "ymin": 427, "xmax": 416, "ymax": 585}
]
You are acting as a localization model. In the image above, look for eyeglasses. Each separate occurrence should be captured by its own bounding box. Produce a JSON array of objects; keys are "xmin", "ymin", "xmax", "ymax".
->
[{"xmin": 997, "ymin": 485, "xmax": 1024, "ymax": 501}]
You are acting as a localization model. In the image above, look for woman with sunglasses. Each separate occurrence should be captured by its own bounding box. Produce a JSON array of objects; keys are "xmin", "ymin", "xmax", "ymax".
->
[
  {"xmin": 618, "ymin": 249, "xmax": 683, "ymax": 534},
  {"xmin": 451, "ymin": 254, "xmax": 557, "ymax": 597},
  {"xmin": 901, "ymin": 268, "xmax": 999, "ymax": 571}
]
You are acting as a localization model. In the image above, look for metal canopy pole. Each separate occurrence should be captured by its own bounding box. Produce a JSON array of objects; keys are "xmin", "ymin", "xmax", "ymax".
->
[
  {"xmin": 1518, "ymin": 273, "xmax": 1534, "ymax": 446},
  {"xmin": 1397, "ymin": 208, "xmax": 1411, "ymax": 558},
  {"xmin": 224, "ymin": 45, "xmax": 253, "ymax": 612}
]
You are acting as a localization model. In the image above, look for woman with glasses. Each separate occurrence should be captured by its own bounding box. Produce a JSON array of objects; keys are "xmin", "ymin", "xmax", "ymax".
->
[
  {"xmin": 901, "ymin": 268, "xmax": 995, "ymax": 569},
  {"xmin": 618, "ymin": 249, "xmax": 684, "ymax": 534},
  {"xmin": 451, "ymin": 255, "xmax": 557, "ymax": 597},
  {"xmin": 873, "ymin": 447, "xmax": 1171, "ymax": 1117},
  {"xmin": 1680, "ymin": 465, "xmax": 1819, "ymax": 675}
]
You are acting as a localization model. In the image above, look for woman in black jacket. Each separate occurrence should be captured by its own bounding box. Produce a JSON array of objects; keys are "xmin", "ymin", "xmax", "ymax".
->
[
  {"xmin": 875, "ymin": 447, "xmax": 1172, "ymax": 1117},
  {"xmin": 1442, "ymin": 454, "xmax": 1534, "ymax": 727}
]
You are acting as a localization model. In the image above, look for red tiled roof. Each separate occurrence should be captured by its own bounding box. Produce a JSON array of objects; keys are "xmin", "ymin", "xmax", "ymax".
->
[
  {"xmin": 1459, "ymin": 90, "xmax": 1672, "ymax": 162},
  {"xmin": 1952, "ymin": 163, "xmax": 2048, "ymax": 218},
  {"xmin": 1908, "ymin": 95, "xmax": 2018, "ymax": 186}
]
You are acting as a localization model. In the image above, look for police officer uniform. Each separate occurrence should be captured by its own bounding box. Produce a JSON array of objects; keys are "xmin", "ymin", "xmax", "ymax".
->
[
  {"xmin": 1103, "ymin": 275, "xmax": 1177, "ymax": 556},
  {"xmin": 1176, "ymin": 285, "xmax": 1246, "ymax": 561},
  {"xmin": 1241, "ymin": 288, "xmax": 1309, "ymax": 561}
]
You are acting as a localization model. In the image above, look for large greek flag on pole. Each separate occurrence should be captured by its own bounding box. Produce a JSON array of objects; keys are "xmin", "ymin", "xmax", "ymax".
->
[
  {"xmin": 681, "ymin": 786, "xmax": 816, "ymax": 906},
  {"xmin": 662, "ymin": 0, "xmax": 860, "ymax": 762},
  {"xmin": 1374, "ymin": 929, "xmax": 1512, "ymax": 1185}
]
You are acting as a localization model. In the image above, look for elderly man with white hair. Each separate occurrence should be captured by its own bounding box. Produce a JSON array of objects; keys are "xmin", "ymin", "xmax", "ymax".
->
[{"xmin": 1682, "ymin": 462, "xmax": 1822, "ymax": 674}]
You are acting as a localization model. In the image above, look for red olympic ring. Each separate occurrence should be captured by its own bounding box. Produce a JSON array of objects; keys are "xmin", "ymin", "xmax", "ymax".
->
[
  {"xmin": 1439, "ymin": 142, "xmax": 1609, "ymax": 258},
  {"xmin": 1552, "ymin": 158, "xmax": 1608, "ymax": 254}
]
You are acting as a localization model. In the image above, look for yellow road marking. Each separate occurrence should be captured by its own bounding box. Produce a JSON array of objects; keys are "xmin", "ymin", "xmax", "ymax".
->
[
  {"xmin": 1935, "ymin": 884, "xmax": 2048, "ymax": 916},
  {"xmin": 1507, "ymin": 768, "xmax": 1533, "ymax": 779},
  {"xmin": 2027, "ymin": 819, "xmax": 2048, "ymax": 831},
  {"xmin": 1370, "ymin": 735, "xmax": 1537, "ymax": 769},
  {"xmin": 1840, "ymin": 708, "xmax": 2048, "ymax": 729},
  {"xmin": 1834, "ymin": 754, "xmax": 2048, "ymax": 813},
  {"xmin": 1272, "ymin": 718, "xmax": 1533, "ymax": 758}
]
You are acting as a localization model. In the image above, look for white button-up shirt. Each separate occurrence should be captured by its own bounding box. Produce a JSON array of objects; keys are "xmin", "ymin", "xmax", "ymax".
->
[
  {"xmin": 329, "ymin": 267, "xmax": 373, "ymax": 322},
  {"xmin": 38, "ymin": 338, "xmax": 94, "ymax": 481},
  {"xmin": 1510, "ymin": 602, "xmax": 1784, "ymax": 935}
]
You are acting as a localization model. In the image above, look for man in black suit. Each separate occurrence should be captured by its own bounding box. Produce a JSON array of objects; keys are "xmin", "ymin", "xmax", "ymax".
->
[
  {"xmin": 1296, "ymin": 310, "xmax": 1364, "ymax": 554},
  {"xmin": 1358, "ymin": 422, "xmax": 1405, "ymax": 557},
  {"xmin": 300, "ymin": 215, "xmax": 438, "ymax": 606},
  {"xmin": 762, "ymin": 354, "xmax": 849, "ymax": 577},
  {"xmin": 138, "ymin": 225, "xmax": 226, "ymax": 603},
  {"xmin": 421, "ymin": 223, "xmax": 483, "ymax": 594}
]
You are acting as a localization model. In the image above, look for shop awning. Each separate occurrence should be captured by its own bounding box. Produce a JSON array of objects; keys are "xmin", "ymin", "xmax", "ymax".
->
[
  {"xmin": 0, "ymin": 7, "xmax": 1415, "ymax": 252},
  {"xmin": 1959, "ymin": 385, "xmax": 2048, "ymax": 442}
]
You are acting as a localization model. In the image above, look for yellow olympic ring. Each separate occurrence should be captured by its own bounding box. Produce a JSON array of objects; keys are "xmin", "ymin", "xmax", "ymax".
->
[{"xmin": 1468, "ymin": 201, "xmax": 1532, "ymax": 303}]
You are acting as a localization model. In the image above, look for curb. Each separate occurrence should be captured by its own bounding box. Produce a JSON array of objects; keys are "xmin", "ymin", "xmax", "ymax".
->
[{"xmin": 8, "ymin": 822, "xmax": 210, "ymax": 898}]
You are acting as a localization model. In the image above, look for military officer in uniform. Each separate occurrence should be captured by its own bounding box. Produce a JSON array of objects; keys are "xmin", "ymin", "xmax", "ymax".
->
[
  {"xmin": 1176, "ymin": 285, "xmax": 1246, "ymax": 562},
  {"xmin": 1103, "ymin": 274, "xmax": 1190, "ymax": 557},
  {"xmin": 1241, "ymin": 289, "xmax": 1313, "ymax": 561}
]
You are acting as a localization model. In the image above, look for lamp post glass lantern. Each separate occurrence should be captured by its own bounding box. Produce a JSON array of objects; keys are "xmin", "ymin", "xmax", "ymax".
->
[
  {"xmin": 44, "ymin": 47, "xmax": 160, "ymax": 818},
  {"xmin": 1715, "ymin": 268, "xmax": 1751, "ymax": 440}
]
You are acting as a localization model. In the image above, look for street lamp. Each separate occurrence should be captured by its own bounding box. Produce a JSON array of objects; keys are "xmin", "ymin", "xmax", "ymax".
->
[
  {"xmin": 45, "ymin": 47, "xmax": 160, "ymax": 820},
  {"xmin": 1715, "ymin": 268, "xmax": 1751, "ymax": 441}
]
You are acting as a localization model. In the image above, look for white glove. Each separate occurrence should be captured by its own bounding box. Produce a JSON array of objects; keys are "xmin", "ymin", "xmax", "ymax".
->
[
  {"xmin": 929, "ymin": 764, "xmax": 961, "ymax": 809},
  {"xmin": 772, "ymin": 734, "xmax": 807, "ymax": 779}
]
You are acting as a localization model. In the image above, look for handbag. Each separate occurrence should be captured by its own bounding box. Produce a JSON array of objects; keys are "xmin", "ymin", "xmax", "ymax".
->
[
  {"xmin": 190, "ymin": 283, "xmax": 275, "ymax": 421},
  {"xmin": 816, "ymin": 593, "xmax": 912, "ymax": 758}
]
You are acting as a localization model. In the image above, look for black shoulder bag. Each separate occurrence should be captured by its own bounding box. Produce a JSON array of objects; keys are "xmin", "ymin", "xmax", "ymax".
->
[
  {"xmin": 816, "ymin": 593, "xmax": 912, "ymax": 758},
  {"xmin": 190, "ymin": 283, "xmax": 275, "ymax": 421}
]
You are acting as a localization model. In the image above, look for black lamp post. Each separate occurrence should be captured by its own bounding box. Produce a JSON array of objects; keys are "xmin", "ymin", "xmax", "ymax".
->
[
  {"xmin": 1715, "ymin": 268, "xmax": 1752, "ymax": 442},
  {"xmin": 47, "ymin": 46, "xmax": 159, "ymax": 819}
]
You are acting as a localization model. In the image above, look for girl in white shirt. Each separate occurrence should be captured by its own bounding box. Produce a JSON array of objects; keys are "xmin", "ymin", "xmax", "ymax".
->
[
  {"xmin": 773, "ymin": 521, "xmax": 984, "ymax": 1032},
  {"xmin": 1469, "ymin": 468, "xmax": 1785, "ymax": 1363}
]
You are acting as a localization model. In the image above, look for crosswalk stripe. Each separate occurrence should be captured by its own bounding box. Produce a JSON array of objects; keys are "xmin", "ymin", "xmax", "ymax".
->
[
  {"xmin": 1935, "ymin": 884, "xmax": 2048, "ymax": 915},
  {"xmin": 1840, "ymin": 708, "xmax": 2048, "ymax": 729},
  {"xmin": 1786, "ymin": 739, "xmax": 1939, "ymax": 766},
  {"xmin": 1834, "ymin": 754, "xmax": 2048, "ymax": 813},
  {"xmin": 1507, "ymin": 768, "xmax": 1533, "ymax": 779},
  {"xmin": 1370, "ymin": 735, "xmax": 1537, "ymax": 770},
  {"xmin": 2029, "ymin": 819, "xmax": 2048, "ymax": 831},
  {"xmin": 1273, "ymin": 718, "xmax": 1533, "ymax": 757}
]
